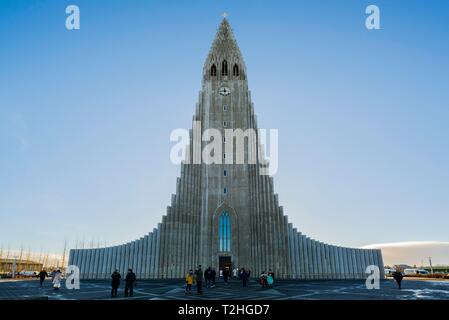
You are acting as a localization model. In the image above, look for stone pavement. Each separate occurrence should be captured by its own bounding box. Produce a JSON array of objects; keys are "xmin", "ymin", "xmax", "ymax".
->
[{"xmin": 1, "ymin": 278, "xmax": 449, "ymax": 300}]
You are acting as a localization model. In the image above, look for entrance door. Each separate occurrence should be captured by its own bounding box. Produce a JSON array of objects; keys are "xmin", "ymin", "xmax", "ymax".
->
[{"xmin": 219, "ymin": 256, "xmax": 232, "ymax": 272}]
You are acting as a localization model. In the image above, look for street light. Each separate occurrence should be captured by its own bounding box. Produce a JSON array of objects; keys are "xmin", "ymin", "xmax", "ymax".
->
[
  {"xmin": 428, "ymin": 257, "xmax": 434, "ymax": 274},
  {"xmin": 12, "ymin": 256, "xmax": 17, "ymax": 278}
]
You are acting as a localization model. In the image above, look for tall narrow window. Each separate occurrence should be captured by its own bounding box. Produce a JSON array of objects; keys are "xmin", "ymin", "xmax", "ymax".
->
[
  {"xmin": 224, "ymin": 170, "xmax": 227, "ymax": 176},
  {"xmin": 222, "ymin": 60, "xmax": 228, "ymax": 76},
  {"xmin": 233, "ymin": 64, "xmax": 239, "ymax": 77},
  {"xmin": 219, "ymin": 210, "xmax": 231, "ymax": 252},
  {"xmin": 211, "ymin": 64, "xmax": 217, "ymax": 77}
]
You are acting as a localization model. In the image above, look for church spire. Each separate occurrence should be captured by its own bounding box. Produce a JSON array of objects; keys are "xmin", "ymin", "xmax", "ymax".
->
[{"xmin": 203, "ymin": 17, "xmax": 246, "ymax": 81}]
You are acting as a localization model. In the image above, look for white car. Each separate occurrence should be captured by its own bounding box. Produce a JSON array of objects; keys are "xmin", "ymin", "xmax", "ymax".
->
[
  {"xmin": 18, "ymin": 271, "xmax": 38, "ymax": 277},
  {"xmin": 384, "ymin": 268, "xmax": 397, "ymax": 276},
  {"xmin": 403, "ymin": 268, "xmax": 429, "ymax": 276}
]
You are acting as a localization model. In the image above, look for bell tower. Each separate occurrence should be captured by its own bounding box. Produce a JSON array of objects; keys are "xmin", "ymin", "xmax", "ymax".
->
[
  {"xmin": 197, "ymin": 17, "xmax": 254, "ymax": 270},
  {"xmin": 203, "ymin": 17, "xmax": 246, "ymax": 83}
]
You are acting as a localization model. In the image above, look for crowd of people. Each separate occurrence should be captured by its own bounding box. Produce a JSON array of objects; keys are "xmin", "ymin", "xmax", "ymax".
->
[
  {"xmin": 259, "ymin": 270, "xmax": 275, "ymax": 288},
  {"xmin": 35, "ymin": 265, "xmax": 273, "ymax": 297},
  {"xmin": 34, "ymin": 263, "xmax": 410, "ymax": 297},
  {"xmin": 37, "ymin": 269, "xmax": 62, "ymax": 290},
  {"xmin": 183, "ymin": 265, "xmax": 259, "ymax": 294}
]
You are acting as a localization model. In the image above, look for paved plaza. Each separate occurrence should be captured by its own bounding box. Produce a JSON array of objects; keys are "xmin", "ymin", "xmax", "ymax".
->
[{"xmin": 1, "ymin": 278, "xmax": 449, "ymax": 300}]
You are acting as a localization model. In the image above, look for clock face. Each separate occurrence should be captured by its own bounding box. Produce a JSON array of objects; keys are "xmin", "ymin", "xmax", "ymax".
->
[{"xmin": 219, "ymin": 86, "xmax": 231, "ymax": 96}]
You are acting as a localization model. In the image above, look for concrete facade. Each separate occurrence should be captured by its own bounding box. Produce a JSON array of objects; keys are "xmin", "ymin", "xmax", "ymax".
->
[{"xmin": 68, "ymin": 18, "xmax": 384, "ymax": 280}]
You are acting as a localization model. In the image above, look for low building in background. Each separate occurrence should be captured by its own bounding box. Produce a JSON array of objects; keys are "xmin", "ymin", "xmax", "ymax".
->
[{"xmin": 0, "ymin": 258, "xmax": 43, "ymax": 278}]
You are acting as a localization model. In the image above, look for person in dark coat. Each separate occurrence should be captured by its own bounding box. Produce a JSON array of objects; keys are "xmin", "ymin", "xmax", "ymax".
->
[
  {"xmin": 211, "ymin": 268, "xmax": 216, "ymax": 287},
  {"xmin": 111, "ymin": 270, "xmax": 121, "ymax": 297},
  {"xmin": 205, "ymin": 267, "xmax": 212, "ymax": 288},
  {"xmin": 195, "ymin": 265, "xmax": 203, "ymax": 294},
  {"xmin": 240, "ymin": 268, "xmax": 249, "ymax": 287},
  {"xmin": 392, "ymin": 269, "xmax": 403, "ymax": 289},
  {"xmin": 124, "ymin": 268, "xmax": 137, "ymax": 297},
  {"xmin": 223, "ymin": 267, "xmax": 230, "ymax": 285},
  {"xmin": 38, "ymin": 269, "xmax": 48, "ymax": 288}
]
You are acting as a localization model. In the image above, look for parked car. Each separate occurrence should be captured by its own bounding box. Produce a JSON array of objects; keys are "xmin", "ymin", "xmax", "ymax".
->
[
  {"xmin": 16, "ymin": 271, "xmax": 39, "ymax": 278},
  {"xmin": 384, "ymin": 268, "xmax": 397, "ymax": 276},
  {"xmin": 404, "ymin": 268, "xmax": 429, "ymax": 276}
]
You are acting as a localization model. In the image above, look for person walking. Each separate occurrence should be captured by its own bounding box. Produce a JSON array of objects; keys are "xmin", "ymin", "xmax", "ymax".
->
[
  {"xmin": 185, "ymin": 269, "xmax": 194, "ymax": 294},
  {"xmin": 111, "ymin": 269, "xmax": 121, "ymax": 297},
  {"xmin": 223, "ymin": 267, "xmax": 230, "ymax": 285},
  {"xmin": 211, "ymin": 268, "xmax": 216, "ymax": 287},
  {"xmin": 267, "ymin": 269, "xmax": 274, "ymax": 288},
  {"xmin": 195, "ymin": 265, "xmax": 203, "ymax": 294},
  {"xmin": 50, "ymin": 270, "xmax": 56, "ymax": 282},
  {"xmin": 205, "ymin": 267, "xmax": 212, "ymax": 288},
  {"xmin": 240, "ymin": 268, "xmax": 249, "ymax": 287},
  {"xmin": 260, "ymin": 271, "xmax": 267, "ymax": 288},
  {"xmin": 52, "ymin": 270, "xmax": 62, "ymax": 290},
  {"xmin": 392, "ymin": 269, "xmax": 403, "ymax": 289},
  {"xmin": 124, "ymin": 268, "xmax": 137, "ymax": 297},
  {"xmin": 232, "ymin": 268, "xmax": 238, "ymax": 279},
  {"xmin": 38, "ymin": 269, "xmax": 48, "ymax": 288},
  {"xmin": 267, "ymin": 273, "xmax": 274, "ymax": 288}
]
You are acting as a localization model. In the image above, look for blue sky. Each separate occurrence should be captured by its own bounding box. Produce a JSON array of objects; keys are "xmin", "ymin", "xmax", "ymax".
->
[{"xmin": 1, "ymin": 0, "xmax": 449, "ymax": 256}]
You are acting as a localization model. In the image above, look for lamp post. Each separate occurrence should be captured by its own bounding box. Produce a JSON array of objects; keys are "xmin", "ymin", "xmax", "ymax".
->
[
  {"xmin": 12, "ymin": 256, "xmax": 17, "ymax": 278},
  {"xmin": 428, "ymin": 257, "xmax": 434, "ymax": 274}
]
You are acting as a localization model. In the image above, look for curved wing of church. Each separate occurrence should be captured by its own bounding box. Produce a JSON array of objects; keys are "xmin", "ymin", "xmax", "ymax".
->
[{"xmin": 69, "ymin": 18, "xmax": 384, "ymax": 280}]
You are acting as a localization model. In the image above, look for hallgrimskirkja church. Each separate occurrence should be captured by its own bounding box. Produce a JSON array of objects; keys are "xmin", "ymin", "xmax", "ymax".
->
[{"xmin": 69, "ymin": 18, "xmax": 384, "ymax": 280}]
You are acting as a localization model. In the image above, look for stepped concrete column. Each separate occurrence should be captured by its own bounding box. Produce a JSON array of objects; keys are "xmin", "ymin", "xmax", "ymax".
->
[
  {"xmin": 323, "ymin": 243, "xmax": 331, "ymax": 280},
  {"xmin": 106, "ymin": 247, "xmax": 112, "ymax": 278},
  {"xmin": 124, "ymin": 243, "xmax": 130, "ymax": 274},
  {"xmin": 347, "ymin": 248, "xmax": 353, "ymax": 279},
  {"xmin": 136, "ymin": 239, "xmax": 143, "ymax": 278},
  {"xmin": 81, "ymin": 249, "xmax": 88, "ymax": 279},
  {"xmin": 69, "ymin": 250, "xmax": 76, "ymax": 268},
  {"xmin": 377, "ymin": 250, "xmax": 385, "ymax": 279},
  {"xmin": 86, "ymin": 249, "xmax": 93, "ymax": 279},
  {"xmin": 99, "ymin": 248, "xmax": 105, "ymax": 279},
  {"xmin": 316, "ymin": 241, "xmax": 322, "ymax": 279},
  {"xmin": 78, "ymin": 250, "xmax": 85, "ymax": 279},
  {"xmin": 303, "ymin": 235, "xmax": 310, "ymax": 279},
  {"xmin": 94, "ymin": 249, "xmax": 101, "ymax": 279},
  {"xmin": 287, "ymin": 224, "xmax": 295, "ymax": 278},
  {"xmin": 99, "ymin": 249, "xmax": 105, "ymax": 279},
  {"xmin": 329, "ymin": 245, "xmax": 338, "ymax": 279},
  {"xmin": 360, "ymin": 250, "xmax": 367, "ymax": 275},
  {"xmin": 68, "ymin": 250, "xmax": 74, "ymax": 269},
  {"xmin": 306, "ymin": 238, "xmax": 313, "ymax": 279},
  {"xmin": 142, "ymin": 235, "xmax": 148, "ymax": 279},
  {"xmin": 117, "ymin": 245, "xmax": 124, "ymax": 275},
  {"xmin": 110, "ymin": 246, "xmax": 117, "ymax": 273},
  {"xmin": 320, "ymin": 243, "xmax": 327, "ymax": 279},
  {"xmin": 336, "ymin": 247, "xmax": 343, "ymax": 279},
  {"xmin": 155, "ymin": 224, "xmax": 162, "ymax": 278},
  {"xmin": 148, "ymin": 232, "xmax": 155, "ymax": 279},
  {"xmin": 298, "ymin": 233, "xmax": 305, "ymax": 279},
  {"xmin": 313, "ymin": 241, "xmax": 319, "ymax": 279},
  {"xmin": 295, "ymin": 233, "xmax": 301, "ymax": 279}
]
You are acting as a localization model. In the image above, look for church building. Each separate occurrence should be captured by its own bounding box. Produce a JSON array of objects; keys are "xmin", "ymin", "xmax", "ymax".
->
[{"xmin": 69, "ymin": 18, "xmax": 384, "ymax": 280}]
